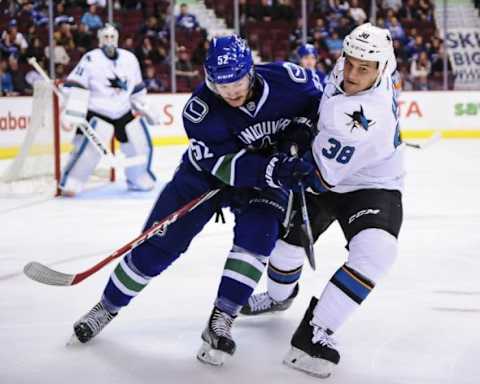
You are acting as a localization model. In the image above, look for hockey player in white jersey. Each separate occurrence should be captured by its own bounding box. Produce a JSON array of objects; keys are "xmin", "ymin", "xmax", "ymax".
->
[
  {"xmin": 241, "ymin": 23, "xmax": 405, "ymax": 378},
  {"xmin": 60, "ymin": 24, "xmax": 156, "ymax": 196}
]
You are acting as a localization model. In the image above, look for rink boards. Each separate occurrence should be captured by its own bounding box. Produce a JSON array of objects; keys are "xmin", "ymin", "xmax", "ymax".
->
[{"xmin": 0, "ymin": 91, "xmax": 479, "ymax": 159}]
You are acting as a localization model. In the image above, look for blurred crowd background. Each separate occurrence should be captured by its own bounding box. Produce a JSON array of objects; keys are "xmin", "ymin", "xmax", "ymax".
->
[{"xmin": 1, "ymin": 0, "xmax": 475, "ymax": 96}]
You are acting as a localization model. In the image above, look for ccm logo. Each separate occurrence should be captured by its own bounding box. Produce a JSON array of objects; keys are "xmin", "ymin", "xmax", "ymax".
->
[{"xmin": 348, "ymin": 209, "xmax": 380, "ymax": 224}]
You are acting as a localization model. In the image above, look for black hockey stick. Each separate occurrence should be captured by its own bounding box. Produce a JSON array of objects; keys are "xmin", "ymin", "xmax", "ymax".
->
[
  {"xmin": 298, "ymin": 182, "xmax": 316, "ymax": 270},
  {"xmin": 404, "ymin": 131, "xmax": 441, "ymax": 149},
  {"xmin": 24, "ymin": 189, "xmax": 221, "ymax": 286}
]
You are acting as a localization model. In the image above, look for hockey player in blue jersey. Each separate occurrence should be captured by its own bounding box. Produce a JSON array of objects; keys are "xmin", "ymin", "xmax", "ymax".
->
[
  {"xmin": 71, "ymin": 35, "xmax": 323, "ymax": 366},
  {"xmin": 297, "ymin": 43, "xmax": 327, "ymax": 88}
]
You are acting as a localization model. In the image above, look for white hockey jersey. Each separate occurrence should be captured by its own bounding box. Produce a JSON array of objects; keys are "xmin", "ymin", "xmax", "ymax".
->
[
  {"xmin": 64, "ymin": 48, "xmax": 146, "ymax": 119},
  {"xmin": 312, "ymin": 60, "xmax": 405, "ymax": 193}
]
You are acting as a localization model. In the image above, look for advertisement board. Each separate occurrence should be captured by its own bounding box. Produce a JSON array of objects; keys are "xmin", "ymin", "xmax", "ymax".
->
[{"xmin": 1, "ymin": 91, "xmax": 479, "ymax": 158}]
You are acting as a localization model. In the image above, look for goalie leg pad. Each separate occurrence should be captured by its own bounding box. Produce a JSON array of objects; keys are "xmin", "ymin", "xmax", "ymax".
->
[
  {"xmin": 121, "ymin": 117, "xmax": 156, "ymax": 191},
  {"xmin": 59, "ymin": 117, "xmax": 113, "ymax": 195}
]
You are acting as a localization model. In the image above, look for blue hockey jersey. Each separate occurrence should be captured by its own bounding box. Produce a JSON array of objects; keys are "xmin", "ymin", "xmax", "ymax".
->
[{"xmin": 181, "ymin": 62, "xmax": 323, "ymax": 189}]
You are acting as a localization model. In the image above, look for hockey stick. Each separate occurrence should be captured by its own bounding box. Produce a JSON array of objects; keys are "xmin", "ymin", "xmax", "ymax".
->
[
  {"xmin": 404, "ymin": 131, "xmax": 442, "ymax": 150},
  {"xmin": 298, "ymin": 182, "xmax": 316, "ymax": 270},
  {"xmin": 24, "ymin": 189, "xmax": 221, "ymax": 286},
  {"xmin": 27, "ymin": 57, "xmax": 145, "ymax": 168},
  {"xmin": 289, "ymin": 145, "xmax": 316, "ymax": 270}
]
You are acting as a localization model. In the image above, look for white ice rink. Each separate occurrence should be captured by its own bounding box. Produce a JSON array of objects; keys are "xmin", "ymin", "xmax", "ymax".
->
[{"xmin": 1, "ymin": 140, "xmax": 479, "ymax": 384}]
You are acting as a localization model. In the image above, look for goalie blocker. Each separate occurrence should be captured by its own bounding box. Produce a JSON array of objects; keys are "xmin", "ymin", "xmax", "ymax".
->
[{"xmin": 60, "ymin": 110, "xmax": 156, "ymax": 196}]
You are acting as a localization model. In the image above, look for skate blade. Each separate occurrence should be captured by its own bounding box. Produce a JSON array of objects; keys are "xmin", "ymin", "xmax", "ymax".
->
[
  {"xmin": 283, "ymin": 347, "xmax": 334, "ymax": 379},
  {"xmin": 196, "ymin": 341, "xmax": 230, "ymax": 367},
  {"xmin": 66, "ymin": 333, "xmax": 80, "ymax": 347}
]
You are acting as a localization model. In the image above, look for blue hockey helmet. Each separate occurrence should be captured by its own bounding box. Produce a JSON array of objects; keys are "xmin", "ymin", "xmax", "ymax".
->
[
  {"xmin": 204, "ymin": 35, "xmax": 254, "ymax": 87},
  {"xmin": 297, "ymin": 43, "xmax": 318, "ymax": 58}
]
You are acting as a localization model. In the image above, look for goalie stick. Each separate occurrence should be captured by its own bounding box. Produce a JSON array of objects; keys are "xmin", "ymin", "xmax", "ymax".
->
[
  {"xmin": 27, "ymin": 57, "xmax": 145, "ymax": 168},
  {"xmin": 24, "ymin": 189, "xmax": 221, "ymax": 286}
]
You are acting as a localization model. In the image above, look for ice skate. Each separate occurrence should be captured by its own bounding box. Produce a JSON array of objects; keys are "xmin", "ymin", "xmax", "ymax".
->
[
  {"xmin": 240, "ymin": 283, "xmax": 299, "ymax": 315},
  {"xmin": 197, "ymin": 307, "xmax": 236, "ymax": 367},
  {"xmin": 283, "ymin": 297, "xmax": 340, "ymax": 378},
  {"xmin": 72, "ymin": 302, "xmax": 117, "ymax": 343}
]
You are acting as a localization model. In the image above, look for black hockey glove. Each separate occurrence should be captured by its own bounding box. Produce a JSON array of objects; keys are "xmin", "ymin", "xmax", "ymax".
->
[
  {"xmin": 277, "ymin": 117, "xmax": 317, "ymax": 156},
  {"xmin": 264, "ymin": 153, "xmax": 314, "ymax": 191}
]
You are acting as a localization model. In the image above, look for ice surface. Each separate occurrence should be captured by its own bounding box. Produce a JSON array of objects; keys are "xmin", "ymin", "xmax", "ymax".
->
[{"xmin": 1, "ymin": 142, "xmax": 479, "ymax": 384}]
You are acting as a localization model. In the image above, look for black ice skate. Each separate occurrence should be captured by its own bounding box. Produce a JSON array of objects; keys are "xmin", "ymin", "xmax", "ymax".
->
[
  {"xmin": 72, "ymin": 302, "xmax": 117, "ymax": 344},
  {"xmin": 240, "ymin": 283, "xmax": 299, "ymax": 315},
  {"xmin": 283, "ymin": 297, "xmax": 340, "ymax": 378},
  {"xmin": 197, "ymin": 307, "xmax": 236, "ymax": 367}
]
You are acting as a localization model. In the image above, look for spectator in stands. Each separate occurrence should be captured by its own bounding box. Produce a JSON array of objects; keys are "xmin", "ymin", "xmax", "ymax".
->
[
  {"xmin": 73, "ymin": 23, "xmax": 93, "ymax": 53},
  {"xmin": 144, "ymin": 65, "xmax": 165, "ymax": 93},
  {"xmin": 325, "ymin": 31, "xmax": 343, "ymax": 58},
  {"xmin": 175, "ymin": 45, "xmax": 199, "ymax": 90},
  {"xmin": 26, "ymin": 37, "xmax": 45, "ymax": 62},
  {"xmin": 27, "ymin": 3, "xmax": 49, "ymax": 26},
  {"xmin": 81, "ymin": 5, "xmax": 104, "ymax": 31},
  {"xmin": 1, "ymin": 20, "xmax": 28, "ymax": 57},
  {"xmin": 311, "ymin": 18, "xmax": 329, "ymax": 42},
  {"xmin": 136, "ymin": 37, "xmax": 155, "ymax": 68},
  {"xmin": 336, "ymin": 15, "xmax": 355, "ymax": 38},
  {"xmin": 386, "ymin": 16, "xmax": 406, "ymax": 43},
  {"xmin": 273, "ymin": 0, "xmax": 295, "ymax": 22},
  {"xmin": 0, "ymin": 59, "xmax": 14, "ymax": 96},
  {"xmin": 381, "ymin": 0, "xmax": 403, "ymax": 12},
  {"xmin": 150, "ymin": 44, "xmax": 168, "ymax": 64},
  {"xmin": 410, "ymin": 51, "xmax": 431, "ymax": 90},
  {"xmin": 54, "ymin": 20, "xmax": 76, "ymax": 51},
  {"xmin": 7, "ymin": 54, "xmax": 29, "ymax": 95},
  {"xmin": 253, "ymin": 0, "xmax": 275, "ymax": 23},
  {"xmin": 405, "ymin": 34, "xmax": 426, "ymax": 58},
  {"xmin": 348, "ymin": 0, "xmax": 367, "ymax": 25},
  {"xmin": 44, "ymin": 35, "xmax": 70, "ymax": 66},
  {"xmin": 140, "ymin": 16, "xmax": 163, "ymax": 39},
  {"xmin": 122, "ymin": 36, "xmax": 135, "ymax": 53},
  {"xmin": 176, "ymin": 3, "xmax": 199, "ymax": 31},
  {"xmin": 87, "ymin": 0, "xmax": 107, "ymax": 7},
  {"xmin": 192, "ymin": 39, "xmax": 209, "ymax": 66},
  {"xmin": 54, "ymin": 2, "xmax": 74, "ymax": 27}
]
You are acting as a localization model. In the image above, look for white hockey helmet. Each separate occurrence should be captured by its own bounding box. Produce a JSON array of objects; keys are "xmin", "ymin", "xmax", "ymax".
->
[
  {"xmin": 98, "ymin": 23, "xmax": 119, "ymax": 58},
  {"xmin": 342, "ymin": 23, "xmax": 394, "ymax": 86}
]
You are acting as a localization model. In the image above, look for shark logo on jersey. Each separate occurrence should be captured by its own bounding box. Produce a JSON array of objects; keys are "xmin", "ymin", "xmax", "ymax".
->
[
  {"xmin": 345, "ymin": 106, "xmax": 375, "ymax": 132},
  {"xmin": 107, "ymin": 74, "xmax": 128, "ymax": 91}
]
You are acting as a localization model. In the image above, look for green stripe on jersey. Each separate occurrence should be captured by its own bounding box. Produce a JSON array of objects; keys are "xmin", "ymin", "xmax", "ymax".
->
[
  {"xmin": 114, "ymin": 264, "xmax": 147, "ymax": 292},
  {"xmin": 224, "ymin": 258, "xmax": 262, "ymax": 282},
  {"xmin": 213, "ymin": 153, "xmax": 236, "ymax": 185}
]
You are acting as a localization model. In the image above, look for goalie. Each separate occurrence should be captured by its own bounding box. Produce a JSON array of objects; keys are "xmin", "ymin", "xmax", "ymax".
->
[{"xmin": 60, "ymin": 24, "xmax": 157, "ymax": 196}]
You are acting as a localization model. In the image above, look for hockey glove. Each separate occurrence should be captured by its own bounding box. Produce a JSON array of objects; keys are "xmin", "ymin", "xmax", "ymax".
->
[
  {"xmin": 301, "ymin": 151, "xmax": 329, "ymax": 194},
  {"xmin": 264, "ymin": 153, "xmax": 314, "ymax": 191}
]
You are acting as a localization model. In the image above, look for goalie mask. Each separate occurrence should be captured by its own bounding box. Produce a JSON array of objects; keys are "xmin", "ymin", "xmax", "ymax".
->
[
  {"xmin": 98, "ymin": 24, "xmax": 119, "ymax": 59},
  {"xmin": 342, "ymin": 23, "xmax": 394, "ymax": 89},
  {"xmin": 204, "ymin": 35, "xmax": 254, "ymax": 95}
]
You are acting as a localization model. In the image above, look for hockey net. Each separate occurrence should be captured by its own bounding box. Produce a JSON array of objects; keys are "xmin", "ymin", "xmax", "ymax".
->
[{"xmin": 0, "ymin": 81, "xmax": 114, "ymax": 198}]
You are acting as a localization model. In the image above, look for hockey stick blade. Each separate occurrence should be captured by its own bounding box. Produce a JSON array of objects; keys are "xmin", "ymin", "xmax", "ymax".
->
[
  {"xmin": 24, "ymin": 261, "xmax": 75, "ymax": 286},
  {"xmin": 23, "ymin": 189, "xmax": 221, "ymax": 286},
  {"xmin": 298, "ymin": 183, "xmax": 316, "ymax": 270},
  {"xmin": 405, "ymin": 131, "xmax": 441, "ymax": 150}
]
